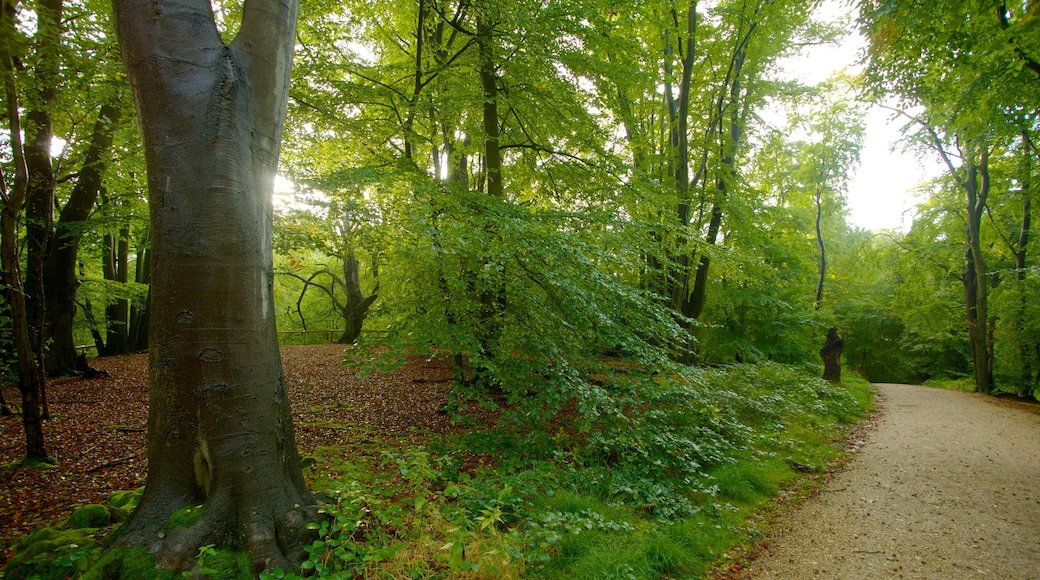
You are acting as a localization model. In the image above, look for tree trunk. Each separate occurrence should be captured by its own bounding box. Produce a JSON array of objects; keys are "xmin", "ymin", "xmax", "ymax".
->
[
  {"xmin": 688, "ymin": 37, "xmax": 749, "ymax": 324},
  {"xmin": 42, "ymin": 103, "xmax": 121, "ymax": 375},
  {"xmin": 1015, "ymin": 146, "xmax": 1032, "ymax": 398},
  {"xmin": 475, "ymin": 12, "xmax": 506, "ymax": 385},
  {"xmin": 111, "ymin": 0, "xmax": 315, "ymax": 572},
  {"xmin": 22, "ymin": 0, "xmax": 62, "ymax": 361},
  {"xmin": 662, "ymin": 1, "xmax": 697, "ymax": 363},
  {"xmin": 965, "ymin": 150, "xmax": 993, "ymax": 394},
  {"xmin": 0, "ymin": 2, "xmax": 49, "ymax": 461},
  {"xmin": 926, "ymin": 128, "xmax": 994, "ymax": 395},
  {"xmin": 820, "ymin": 326, "xmax": 844, "ymax": 383},
  {"xmin": 337, "ymin": 248, "xmax": 376, "ymax": 345},
  {"xmin": 128, "ymin": 242, "xmax": 150, "ymax": 352},
  {"xmin": 814, "ymin": 186, "xmax": 826, "ymax": 310},
  {"xmin": 102, "ymin": 224, "xmax": 130, "ymax": 355}
]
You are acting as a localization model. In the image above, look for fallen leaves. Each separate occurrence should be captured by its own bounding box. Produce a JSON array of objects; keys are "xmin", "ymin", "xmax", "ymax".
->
[{"xmin": 0, "ymin": 344, "xmax": 488, "ymax": 565}]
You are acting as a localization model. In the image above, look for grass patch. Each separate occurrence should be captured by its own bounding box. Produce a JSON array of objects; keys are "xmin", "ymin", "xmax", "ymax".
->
[{"xmin": 923, "ymin": 377, "xmax": 976, "ymax": 392}]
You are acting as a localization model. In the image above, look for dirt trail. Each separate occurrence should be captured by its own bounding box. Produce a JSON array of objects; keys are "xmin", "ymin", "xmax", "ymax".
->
[{"xmin": 743, "ymin": 384, "xmax": 1040, "ymax": 579}]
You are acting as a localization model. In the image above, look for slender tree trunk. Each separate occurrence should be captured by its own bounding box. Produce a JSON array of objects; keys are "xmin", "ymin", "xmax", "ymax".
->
[
  {"xmin": 926, "ymin": 126, "xmax": 994, "ymax": 394},
  {"xmin": 0, "ymin": 1, "xmax": 48, "ymax": 460},
  {"xmin": 128, "ymin": 242, "xmax": 150, "ymax": 351},
  {"xmin": 22, "ymin": 0, "xmax": 62, "ymax": 356},
  {"xmin": 42, "ymin": 103, "xmax": 121, "ymax": 375},
  {"xmin": 1015, "ymin": 149, "xmax": 1032, "ymax": 397},
  {"xmin": 103, "ymin": 224, "xmax": 130, "ymax": 354},
  {"xmin": 662, "ymin": 1, "xmax": 697, "ymax": 363},
  {"xmin": 111, "ymin": 0, "xmax": 314, "ymax": 571},
  {"xmin": 688, "ymin": 37, "xmax": 749, "ymax": 324},
  {"xmin": 814, "ymin": 186, "xmax": 826, "ymax": 310},
  {"xmin": 965, "ymin": 150, "xmax": 993, "ymax": 394},
  {"xmin": 475, "ymin": 12, "xmax": 506, "ymax": 384}
]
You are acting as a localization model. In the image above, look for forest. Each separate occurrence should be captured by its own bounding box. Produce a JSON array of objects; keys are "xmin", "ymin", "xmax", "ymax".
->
[{"xmin": 0, "ymin": 0, "xmax": 1037, "ymax": 577}]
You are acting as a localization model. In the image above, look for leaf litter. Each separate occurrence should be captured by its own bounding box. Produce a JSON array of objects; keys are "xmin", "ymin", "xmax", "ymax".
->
[{"xmin": 0, "ymin": 344, "xmax": 492, "ymax": 565}]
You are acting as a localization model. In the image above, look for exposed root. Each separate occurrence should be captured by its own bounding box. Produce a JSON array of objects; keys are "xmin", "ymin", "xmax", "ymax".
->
[{"xmin": 107, "ymin": 490, "xmax": 322, "ymax": 577}]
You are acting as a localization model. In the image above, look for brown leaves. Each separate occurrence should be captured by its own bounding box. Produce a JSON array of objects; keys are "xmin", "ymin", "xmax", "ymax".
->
[{"xmin": 0, "ymin": 344, "xmax": 484, "ymax": 565}]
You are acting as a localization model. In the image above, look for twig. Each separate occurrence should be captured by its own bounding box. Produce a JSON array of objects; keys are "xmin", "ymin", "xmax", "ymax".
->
[{"xmin": 86, "ymin": 455, "xmax": 136, "ymax": 473}]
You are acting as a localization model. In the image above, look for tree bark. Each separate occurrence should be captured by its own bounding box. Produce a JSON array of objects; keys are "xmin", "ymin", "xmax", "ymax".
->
[
  {"xmin": 964, "ymin": 149, "xmax": 993, "ymax": 394},
  {"xmin": 22, "ymin": 0, "xmax": 62, "ymax": 361},
  {"xmin": 337, "ymin": 248, "xmax": 377, "ymax": 344},
  {"xmin": 128, "ymin": 241, "xmax": 150, "ymax": 351},
  {"xmin": 1015, "ymin": 146, "xmax": 1032, "ymax": 397},
  {"xmin": 814, "ymin": 186, "xmax": 826, "ymax": 310},
  {"xmin": 111, "ymin": 0, "xmax": 314, "ymax": 572},
  {"xmin": 923, "ymin": 123, "xmax": 994, "ymax": 395},
  {"xmin": 102, "ymin": 222, "xmax": 130, "ymax": 355},
  {"xmin": 0, "ymin": 0, "xmax": 48, "ymax": 461},
  {"xmin": 475, "ymin": 11, "xmax": 506, "ymax": 384},
  {"xmin": 42, "ymin": 103, "xmax": 121, "ymax": 375}
]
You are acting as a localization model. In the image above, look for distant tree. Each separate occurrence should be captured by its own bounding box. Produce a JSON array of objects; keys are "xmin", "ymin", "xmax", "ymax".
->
[{"xmin": 276, "ymin": 197, "xmax": 380, "ymax": 344}]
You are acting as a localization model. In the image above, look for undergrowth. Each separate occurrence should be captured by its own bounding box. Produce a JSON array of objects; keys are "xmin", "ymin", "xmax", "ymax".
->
[
  {"xmin": 269, "ymin": 363, "xmax": 872, "ymax": 579},
  {"xmin": 6, "ymin": 364, "xmax": 872, "ymax": 579}
]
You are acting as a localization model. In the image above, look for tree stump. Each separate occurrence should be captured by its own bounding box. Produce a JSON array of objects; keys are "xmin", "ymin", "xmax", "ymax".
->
[{"xmin": 820, "ymin": 326, "xmax": 844, "ymax": 383}]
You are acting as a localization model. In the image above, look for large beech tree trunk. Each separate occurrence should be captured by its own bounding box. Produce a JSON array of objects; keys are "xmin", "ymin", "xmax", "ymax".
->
[{"xmin": 112, "ymin": 0, "xmax": 315, "ymax": 572}]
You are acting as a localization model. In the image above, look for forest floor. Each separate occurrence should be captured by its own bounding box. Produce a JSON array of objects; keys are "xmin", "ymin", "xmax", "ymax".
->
[
  {"xmin": 3, "ymin": 351, "xmax": 1040, "ymax": 578},
  {"xmin": 736, "ymin": 383, "xmax": 1040, "ymax": 579},
  {"xmin": 0, "ymin": 344, "xmax": 497, "ymax": 566}
]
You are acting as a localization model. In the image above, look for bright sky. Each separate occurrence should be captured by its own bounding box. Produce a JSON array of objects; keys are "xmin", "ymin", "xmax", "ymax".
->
[{"xmin": 779, "ymin": 0, "xmax": 946, "ymax": 232}]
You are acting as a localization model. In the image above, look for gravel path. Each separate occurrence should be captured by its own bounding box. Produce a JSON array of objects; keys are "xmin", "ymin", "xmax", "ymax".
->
[{"xmin": 743, "ymin": 384, "xmax": 1040, "ymax": 579}]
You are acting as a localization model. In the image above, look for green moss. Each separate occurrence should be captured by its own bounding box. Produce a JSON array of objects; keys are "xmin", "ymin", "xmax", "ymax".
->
[
  {"xmin": 68, "ymin": 504, "xmax": 113, "ymax": 529},
  {"xmin": 196, "ymin": 546, "xmax": 254, "ymax": 580},
  {"xmin": 167, "ymin": 505, "xmax": 204, "ymax": 532},
  {"xmin": 107, "ymin": 489, "xmax": 142, "ymax": 511},
  {"xmin": 15, "ymin": 456, "xmax": 57, "ymax": 468},
  {"xmin": 81, "ymin": 546, "xmax": 177, "ymax": 580},
  {"xmin": 4, "ymin": 526, "xmax": 100, "ymax": 580}
]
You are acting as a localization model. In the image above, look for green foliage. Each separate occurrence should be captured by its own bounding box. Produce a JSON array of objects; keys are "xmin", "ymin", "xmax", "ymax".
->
[
  {"xmin": 351, "ymin": 175, "xmax": 684, "ymax": 416},
  {"xmin": 278, "ymin": 363, "xmax": 868, "ymax": 579},
  {"xmin": 9, "ymin": 362, "xmax": 871, "ymax": 579}
]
